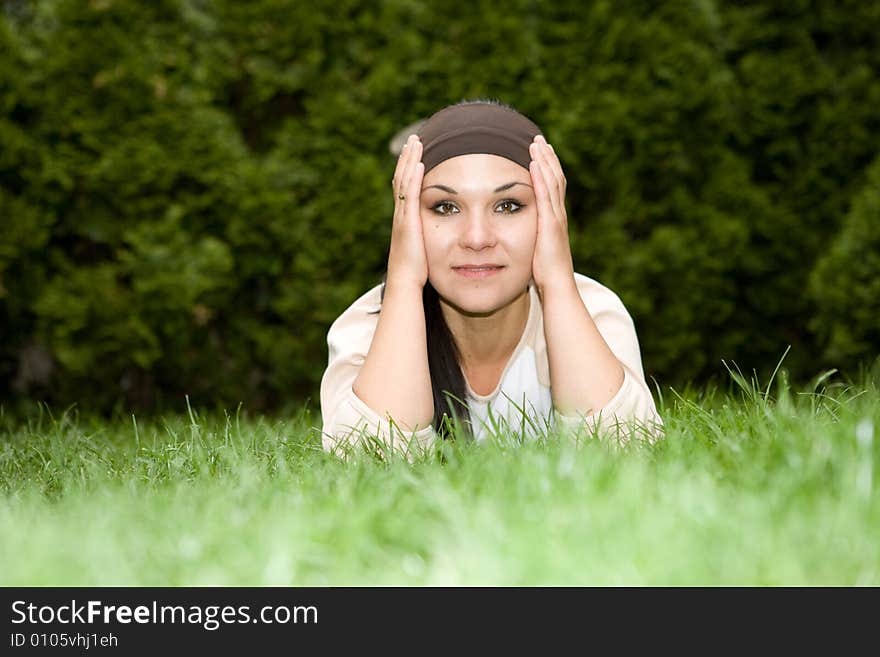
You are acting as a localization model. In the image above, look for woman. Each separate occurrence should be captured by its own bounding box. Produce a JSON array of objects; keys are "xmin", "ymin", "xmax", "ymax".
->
[{"xmin": 319, "ymin": 99, "xmax": 664, "ymax": 458}]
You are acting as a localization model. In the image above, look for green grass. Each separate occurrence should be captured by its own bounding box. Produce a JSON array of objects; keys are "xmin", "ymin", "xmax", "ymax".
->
[{"xmin": 2, "ymin": 361, "xmax": 878, "ymax": 585}]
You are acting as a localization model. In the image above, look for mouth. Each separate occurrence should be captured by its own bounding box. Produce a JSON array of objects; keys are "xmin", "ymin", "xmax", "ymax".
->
[{"xmin": 452, "ymin": 265, "xmax": 505, "ymax": 279}]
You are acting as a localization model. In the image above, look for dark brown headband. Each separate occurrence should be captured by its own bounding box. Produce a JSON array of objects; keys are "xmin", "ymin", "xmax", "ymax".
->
[{"xmin": 416, "ymin": 102, "xmax": 544, "ymax": 175}]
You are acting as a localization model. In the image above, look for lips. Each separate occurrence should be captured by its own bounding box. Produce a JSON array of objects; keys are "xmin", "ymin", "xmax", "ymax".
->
[{"xmin": 453, "ymin": 265, "xmax": 505, "ymax": 279}]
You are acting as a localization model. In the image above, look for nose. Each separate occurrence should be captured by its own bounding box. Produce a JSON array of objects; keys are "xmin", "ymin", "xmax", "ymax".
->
[{"xmin": 458, "ymin": 210, "xmax": 498, "ymax": 250}]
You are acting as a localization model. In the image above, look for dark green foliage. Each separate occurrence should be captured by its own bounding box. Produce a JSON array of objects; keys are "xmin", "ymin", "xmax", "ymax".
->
[
  {"xmin": 809, "ymin": 155, "xmax": 880, "ymax": 368},
  {"xmin": 1, "ymin": 0, "xmax": 878, "ymax": 412}
]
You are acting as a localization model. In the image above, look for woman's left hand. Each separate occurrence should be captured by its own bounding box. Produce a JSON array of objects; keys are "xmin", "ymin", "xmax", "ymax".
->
[{"xmin": 529, "ymin": 135, "xmax": 575, "ymax": 293}]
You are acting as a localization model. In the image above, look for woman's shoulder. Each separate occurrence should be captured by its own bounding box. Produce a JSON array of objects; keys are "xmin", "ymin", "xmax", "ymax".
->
[
  {"xmin": 336, "ymin": 281, "xmax": 384, "ymax": 318},
  {"xmin": 571, "ymin": 271, "xmax": 631, "ymax": 317},
  {"xmin": 326, "ymin": 281, "xmax": 384, "ymax": 348}
]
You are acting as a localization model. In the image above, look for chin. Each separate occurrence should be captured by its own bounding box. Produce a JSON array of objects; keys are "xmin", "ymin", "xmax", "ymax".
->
[{"xmin": 438, "ymin": 283, "xmax": 523, "ymax": 316}]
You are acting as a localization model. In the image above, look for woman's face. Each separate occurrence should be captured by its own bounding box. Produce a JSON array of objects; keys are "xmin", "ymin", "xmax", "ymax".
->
[{"xmin": 420, "ymin": 154, "xmax": 537, "ymax": 315}]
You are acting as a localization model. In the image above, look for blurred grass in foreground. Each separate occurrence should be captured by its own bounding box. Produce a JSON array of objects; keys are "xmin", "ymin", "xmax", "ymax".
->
[{"xmin": 1, "ymin": 360, "xmax": 878, "ymax": 585}]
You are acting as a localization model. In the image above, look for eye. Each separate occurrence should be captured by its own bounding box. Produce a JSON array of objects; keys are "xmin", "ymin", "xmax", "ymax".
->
[
  {"xmin": 431, "ymin": 201, "xmax": 458, "ymax": 216},
  {"xmin": 429, "ymin": 199, "xmax": 526, "ymax": 216},
  {"xmin": 497, "ymin": 199, "xmax": 524, "ymax": 214}
]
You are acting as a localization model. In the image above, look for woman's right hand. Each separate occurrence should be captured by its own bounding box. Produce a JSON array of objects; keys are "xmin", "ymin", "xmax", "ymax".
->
[{"xmin": 387, "ymin": 134, "xmax": 428, "ymax": 289}]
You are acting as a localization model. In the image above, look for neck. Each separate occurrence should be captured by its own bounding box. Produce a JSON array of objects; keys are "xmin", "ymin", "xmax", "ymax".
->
[{"xmin": 440, "ymin": 286, "xmax": 531, "ymax": 369}]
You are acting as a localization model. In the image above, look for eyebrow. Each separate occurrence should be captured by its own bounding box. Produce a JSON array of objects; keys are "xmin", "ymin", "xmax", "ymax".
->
[{"xmin": 422, "ymin": 181, "xmax": 533, "ymax": 194}]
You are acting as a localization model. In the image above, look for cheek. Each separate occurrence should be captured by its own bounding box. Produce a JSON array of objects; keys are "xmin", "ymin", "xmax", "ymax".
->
[
  {"xmin": 420, "ymin": 216, "xmax": 447, "ymax": 260},
  {"xmin": 513, "ymin": 221, "xmax": 539, "ymax": 257}
]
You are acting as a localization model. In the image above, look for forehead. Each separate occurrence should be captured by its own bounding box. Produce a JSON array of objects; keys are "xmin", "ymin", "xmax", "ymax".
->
[{"xmin": 423, "ymin": 153, "xmax": 527, "ymax": 187}]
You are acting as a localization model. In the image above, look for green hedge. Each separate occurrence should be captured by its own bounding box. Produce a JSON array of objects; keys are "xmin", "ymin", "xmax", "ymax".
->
[
  {"xmin": 1, "ymin": 0, "xmax": 879, "ymax": 412},
  {"xmin": 809, "ymin": 154, "xmax": 880, "ymax": 367}
]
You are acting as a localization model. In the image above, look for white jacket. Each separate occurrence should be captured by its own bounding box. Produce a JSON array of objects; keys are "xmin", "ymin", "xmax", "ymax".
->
[{"xmin": 318, "ymin": 272, "xmax": 664, "ymax": 457}]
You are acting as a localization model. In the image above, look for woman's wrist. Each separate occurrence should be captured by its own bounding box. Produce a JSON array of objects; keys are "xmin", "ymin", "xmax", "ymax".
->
[{"xmin": 385, "ymin": 275, "xmax": 425, "ymax": 297}]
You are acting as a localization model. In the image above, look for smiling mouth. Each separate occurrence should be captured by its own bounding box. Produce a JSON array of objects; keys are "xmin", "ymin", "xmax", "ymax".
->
[{"xmin": 453, "ymin": 266, "xmax": 505, "ymax": 278}]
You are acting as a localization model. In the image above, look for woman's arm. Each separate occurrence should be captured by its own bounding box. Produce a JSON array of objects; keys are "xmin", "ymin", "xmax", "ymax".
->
[
  {"xmin": 320, "ymin": 278, "xmax": 437, "ymax": 458},
  {"xmin": 351, "ymin": 277, "xmax": 435, "ymax": 434},
  {"xmin": 540, "ymin": 277, "xmax": 664, "ymax": 443},
  {"xmin": 540, "ymin": 277, "xmax": 625, "ymax": 416},
  {"xmin": 526, "ymin": 135, "xmax": 659, "ymax": 441},
  {"xmin": 322, "ymin": 134, "xmax": 436, "ymax": 458}
]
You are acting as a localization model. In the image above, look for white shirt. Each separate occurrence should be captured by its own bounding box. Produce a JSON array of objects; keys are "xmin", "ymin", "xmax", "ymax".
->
[{"xmin": 318, "ymin": 272, "xmax": 664, "ymax": 456}]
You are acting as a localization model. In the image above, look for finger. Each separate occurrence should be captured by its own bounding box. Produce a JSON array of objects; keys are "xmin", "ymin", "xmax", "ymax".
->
[
  {"xmin": 535, "ymin": 139, "xmax": 566, "ymax": 223},
  {"xmin": 535, "ymin": 135, "xmax": 565, "ymax": 189},
  {"xmin": 409, "ymin": 162, "xmax": 425, "ymax": 222},
  {"xmin": 401, "ymin": 137, "xmax": 420, "ymax": 201},
  {"xmin": 393, "ymin": 134, "xmax": 416, "ymax": 197},
  {"xmin": 540, "ymin": 138, "xmax": 567, "ymax": 196},
  {"xmin": 393, "ymin": 136, "xmax": 417, "ymax": 225},
  {"xmin": 530, "ymin": 142, "xmax": 560, "ymax": 219},
  {"xmin": 533, "ymin": 139, "xmax": 563, "ymax": 217},
  {"xmin": 393, "ymin": 136, "xmax": 411, "ymax": 194},
  {"xmin": 529, "ymin": 158, "xmax": 555, "ymax": 226},
  {"xmin": 407, "ymin": 143, "xmax": 424, "ymax": 215},
  {"xmin": 395, "ymin": 139, "xmax": 420, "ymax": 229}
]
